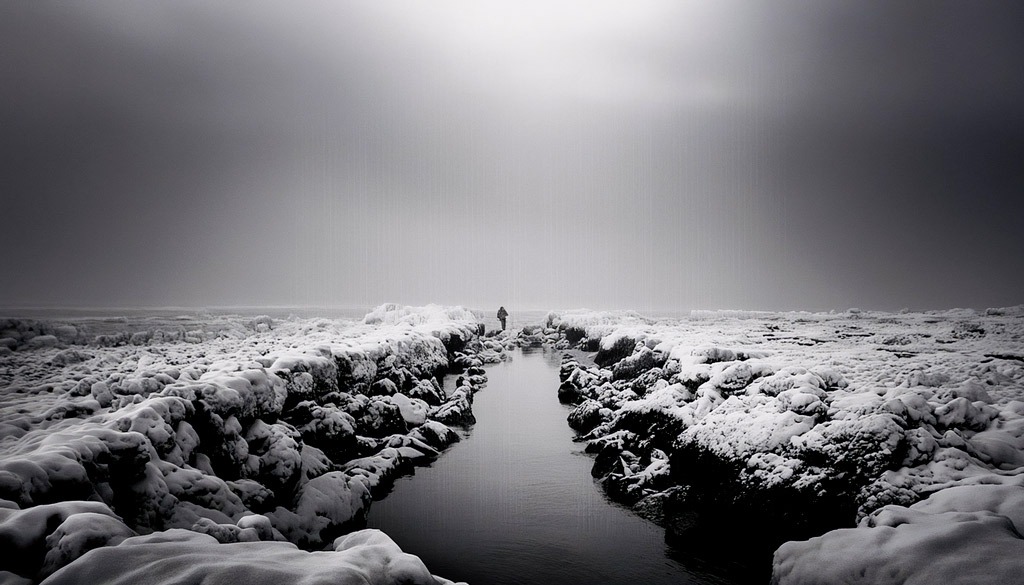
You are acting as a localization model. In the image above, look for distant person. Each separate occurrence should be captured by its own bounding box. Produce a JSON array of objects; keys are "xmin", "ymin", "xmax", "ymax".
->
[{"xmin": 497, "ymin": 306, "xmax": 508, "ymax": 331}]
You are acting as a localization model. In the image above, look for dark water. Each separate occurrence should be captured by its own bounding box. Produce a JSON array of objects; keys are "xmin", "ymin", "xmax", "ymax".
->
[{"xmin": 367, "ymin": 347, "xmax": 737, "ymax": 585}]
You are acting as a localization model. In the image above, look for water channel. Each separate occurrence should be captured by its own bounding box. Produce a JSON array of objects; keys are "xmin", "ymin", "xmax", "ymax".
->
[{"xmin": 368, "ymin": 347, "xmax": 753, "ymax": 584}]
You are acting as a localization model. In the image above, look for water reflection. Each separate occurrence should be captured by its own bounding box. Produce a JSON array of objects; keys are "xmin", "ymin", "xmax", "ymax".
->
[{"xmin": 367, "ymin": 347, "xmax": 748, "ymax": 585}]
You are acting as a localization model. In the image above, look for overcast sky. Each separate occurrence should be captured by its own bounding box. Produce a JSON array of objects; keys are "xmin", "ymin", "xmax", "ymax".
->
[{"xmin": 1, "ymin": 1, "xmax": 1022, "ymax": 312}]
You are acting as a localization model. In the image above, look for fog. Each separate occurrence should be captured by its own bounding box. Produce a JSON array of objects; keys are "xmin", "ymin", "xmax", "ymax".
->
[{"xmin": 2, "ymin": 1, "xmax": 1022, "ymax": 312}]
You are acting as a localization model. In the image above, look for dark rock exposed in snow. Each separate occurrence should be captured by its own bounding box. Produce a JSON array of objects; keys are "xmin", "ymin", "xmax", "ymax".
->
[{"xmin": 542, "ymin": 307, "xmax": 1024, "ymax": 584}]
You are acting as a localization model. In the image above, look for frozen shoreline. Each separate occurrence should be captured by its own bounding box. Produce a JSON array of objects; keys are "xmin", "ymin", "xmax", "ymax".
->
[
  {"xmin": 543, "ymin": 306, "xmax": 1024, "ymax": 584},
  {"xmin": 3, "ymin": 304, "xmax": 1023, "ymax": 584},
  {"xmin": 0, "ymin": 304, "xmax": 516, "ymax": 584}
]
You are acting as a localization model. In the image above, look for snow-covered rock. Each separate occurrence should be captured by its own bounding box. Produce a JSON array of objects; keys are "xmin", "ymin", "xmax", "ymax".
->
[
  {"xmin": 0, "ymin": 501, "xmax": 124, "ymax": 580},
  {"xmin": 773, "ymin": 481, "xmax": 1024, "ymax": 584},
  {"xmin": 544, "ymin": 307, "xmax": 1024, "ymax": 582},
  {"xmin": 0, "ymin": 305, "xmax": 487, "ymax": 583}
]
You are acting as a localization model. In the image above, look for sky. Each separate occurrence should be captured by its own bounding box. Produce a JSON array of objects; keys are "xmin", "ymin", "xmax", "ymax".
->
[{"xmin": 1, "ymin": 1, "xmax": 1022, "ymax": 313}]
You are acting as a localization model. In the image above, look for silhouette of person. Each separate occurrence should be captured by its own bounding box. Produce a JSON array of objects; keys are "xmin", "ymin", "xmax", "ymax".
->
[{"xmin": 497, "ymin": 306, "xmax": 508, "ymax": 331}]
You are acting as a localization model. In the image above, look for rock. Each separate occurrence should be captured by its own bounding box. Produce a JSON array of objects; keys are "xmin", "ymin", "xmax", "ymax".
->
[
  {"xmin": 612, "ymin": 346, "xmax": 664, "ymax": 381},
  {"xmin": 406, "ymin": 378, "xmax": 444, "ymax": 406},
  {"xmin": 567, "ymin": 399, "xmax": 610, "ymax": 433},
  {"xmin": 369, "ymin": 379, "xmax": 398, "ymax": 397},
  {"xmin": 594, "ymin": 336, "xmax": 636, "ymax": 368},
  {"xmin": 27, "ymin": 335, "xmax": 59, "ymax": 349},
  {"xmin": 408, "ymin": 421, "xmax": 461, "ymax": 450},
  {"xmin": 287, "ymin": 401, "xmax": 358, "ymax": 462},
  {"xmin": 430, "ymin": 389, "xmax": 475, "ymax": 426}
]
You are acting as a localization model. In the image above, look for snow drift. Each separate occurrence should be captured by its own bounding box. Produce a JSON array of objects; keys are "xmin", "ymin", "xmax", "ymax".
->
[{"xmin": 43, "ymin": 529, "xmax": 464, "ymax": 585}]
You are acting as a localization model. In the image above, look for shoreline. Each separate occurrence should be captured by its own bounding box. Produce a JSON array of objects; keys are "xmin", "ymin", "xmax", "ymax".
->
[
  {"xmin": 542, "ymin": 307, "xmax": 1024, "ymax": 583},
  {"xmin": 0, "ymin": 304, "xmax": 518, "ymax": 584},
  {"xmin": 2, "ymin": 304, "xmax": 1023, "ymax": 583}
]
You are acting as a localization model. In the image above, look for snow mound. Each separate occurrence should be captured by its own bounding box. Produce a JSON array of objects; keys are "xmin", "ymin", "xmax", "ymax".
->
[
  {"xmin": 42, "ymin": 528, "xmax": 465, "ymax": 585},
  {"xmin": 773, "ymin": 482, "xmax": 1024, "ymax": 584}
]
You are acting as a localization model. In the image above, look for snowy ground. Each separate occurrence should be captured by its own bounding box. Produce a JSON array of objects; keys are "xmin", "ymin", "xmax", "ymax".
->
[
  {"xmin": 0, "ymin": 304, "xmax": 515, "ymax": 585},
  {"xmin": 5, "ymin": 304, "xmax": 1023, "ymax": 584},
  {"xmin": 544, "ymin": 306, "xmax": 1024, "ymax": 584}
]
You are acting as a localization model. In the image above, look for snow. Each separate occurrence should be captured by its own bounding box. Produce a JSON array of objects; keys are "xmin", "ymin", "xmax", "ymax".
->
[
  {"xmin": 773, "ymin": 481, "xmax": 1024, "ymax": 585},
  {"xmin": 268, "ymin": 471, "xmax": 372, "ymax": 547},
  {"xmin": 41, "ymin": 512, "xmax": 137, "ymax": 578},
  {"xmin": 5, "ymin": 303, "xmax": 1023, "ymax": 583},
  {"xmin": 388, "ymin": 393, "xmax": 429, "ymax": 426},
  {"xmin": 41, "ymin": 528, "xmax": 466, "ymax": 585},
  {"xmin": 546, "ymin": 307, "xmax": 1024, "ymax": 583},
  {"xmin": 0, "ymin": 304, "xmax": 487, "ymax": 583},
  {"xmin": 0, "ymin": 500, "xmax": 132, "ymax": 580},
  {"xmin": 544, "ymin": 309, "xmax": 655, "ymax": 350}
]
